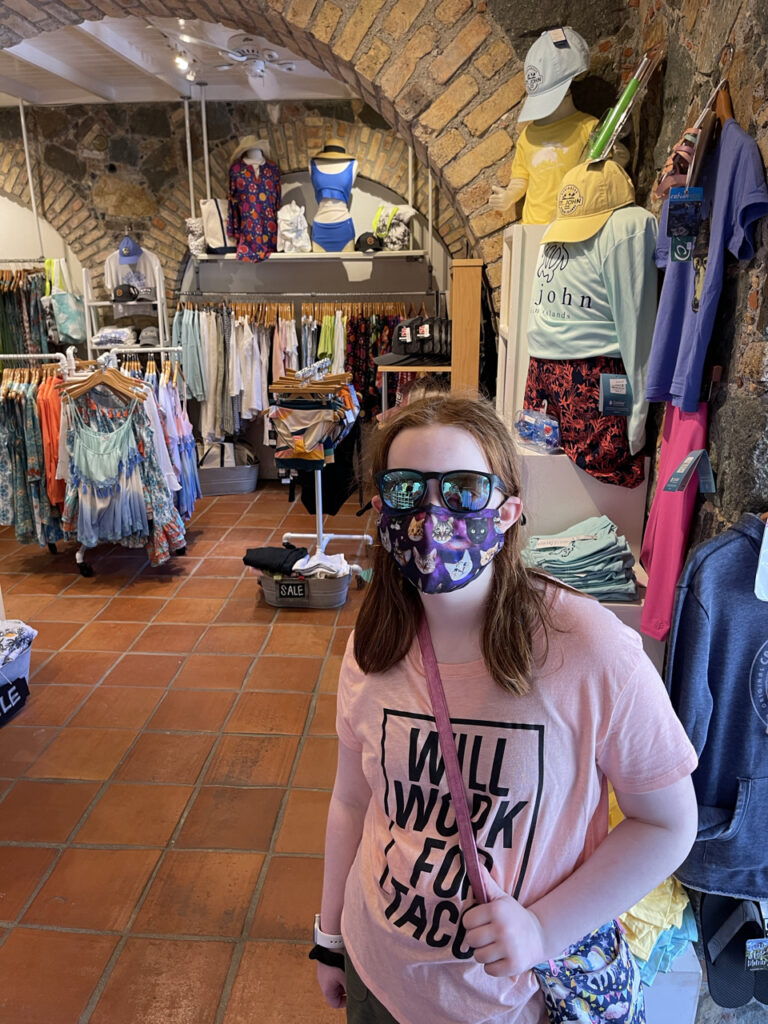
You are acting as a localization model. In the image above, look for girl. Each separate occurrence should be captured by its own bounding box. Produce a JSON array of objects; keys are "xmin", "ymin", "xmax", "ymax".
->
[{"xmin": 315, "ymin": 395, "xmax": 697, "ymax": 1024}]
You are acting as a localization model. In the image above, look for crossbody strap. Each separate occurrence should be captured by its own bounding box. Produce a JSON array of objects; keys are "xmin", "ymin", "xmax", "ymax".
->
[{"xmin": 416, "ymin": 616, "xmax": 487, "ymax": 905}]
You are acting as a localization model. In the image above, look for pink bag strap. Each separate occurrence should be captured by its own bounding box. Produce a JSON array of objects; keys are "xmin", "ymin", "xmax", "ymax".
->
[{"xmin": 416, "ymin": 616, "xmax": 487, "ymax": 905}]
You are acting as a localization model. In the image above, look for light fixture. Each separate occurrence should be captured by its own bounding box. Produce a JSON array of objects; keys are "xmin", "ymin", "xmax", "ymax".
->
[
  {"xmin": 178, "ymin": 18, "xmax": 185, "ymax": 27},
  {"xmin": 175, "ymin": 54, "xmax": 190, "ymax": 71},
  {"xmin": 180, "ymin": 34, "xmax": 194, "ymax": 43},
  {"xmin": 185, "ymin": 69, "xmax": 197, "ymax": 82}
]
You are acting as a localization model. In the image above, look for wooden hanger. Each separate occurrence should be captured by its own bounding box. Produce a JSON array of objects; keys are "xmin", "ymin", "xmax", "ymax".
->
[{"xmin": 57, "ymin": 366, "xmax": 146, "ymax": 402}]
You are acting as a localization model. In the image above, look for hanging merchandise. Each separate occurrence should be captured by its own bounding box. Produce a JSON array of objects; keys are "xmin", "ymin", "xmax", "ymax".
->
[
  {"xmin": 55, "ymin": 363, "xmax": 188, "ymax": 565},
  {"xmin": 0, "ymin": 268, "xmax": 50, "ymax": 354},
  {"xmin": 43, "ymin": 258, "xmax": 86, "ymax": 347},
  {"xmin": 310, "ymin": 137, "xmax": 357, "ymax": 253},
  {"xmin": 277, "ymin": 201, "xmax": 311, "ymax": 253},
  {"xmin": 646, "ymin": 118, "xmax": 768, "ymax": 411},
  {"xmin": 488, "ymin": 27, "xmax": 597, "ymax": 224},
  {"xmin": 524, "ymin": 159, "xmax": 658, "ymax": 487},
  {"xmin": 639, "ymin": 403, "xmax": 708, "ymax": 641},
  {"xmin": 227, "ymin": 136, "xmax": 281, "ymax": 262},
  {"xmin": 665, "ymin": 512, "xmax": 768, "ymax": 901},
  {"xmin": 0, "ymin": 362, "xmax": 66, "ymax": 547}
]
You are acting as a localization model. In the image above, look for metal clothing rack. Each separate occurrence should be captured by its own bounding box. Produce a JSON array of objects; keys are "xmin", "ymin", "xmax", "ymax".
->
[
  {"xmin": 0, "ymin": 350, "xmax": 68, "ymax": 370},
  {"xmin": 97, "ymin": 345, "xmax": 182, "ymax": 366},
  {"xmin": 273, "ymin": 363, "xmax": 373, "ymax": 573},
  {"xmin": 178, "ymin": 290, "xmax": 443, "ymax": 301}
]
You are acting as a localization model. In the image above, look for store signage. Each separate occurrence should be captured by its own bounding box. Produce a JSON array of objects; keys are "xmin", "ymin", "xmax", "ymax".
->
[
  {"xmin": 278, "ymin": 580, "xmax": 307, "ymax": 601},
  {"xmin": 0, "ymin": 677, "xmax": 30, "ymax": 727}
]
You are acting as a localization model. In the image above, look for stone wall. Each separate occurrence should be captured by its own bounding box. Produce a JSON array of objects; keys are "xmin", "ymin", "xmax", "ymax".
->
[{"xmin": 0, "ymin": 100, "xmax": 465, "ymax": 299}]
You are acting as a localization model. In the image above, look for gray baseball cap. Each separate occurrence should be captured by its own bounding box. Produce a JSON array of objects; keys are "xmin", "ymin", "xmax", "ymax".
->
[{"xmin": 519, "ymin": 27, "xmax": 590, "ymax": 122}]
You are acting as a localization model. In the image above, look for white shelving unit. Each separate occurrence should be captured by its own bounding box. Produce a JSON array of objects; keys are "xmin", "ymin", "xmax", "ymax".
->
[
  {"xmin": 498, "ymin": 223, "xmax": 663, "ymax": 670},
  {"xmin": 82, "ymin": 267, "xmax": 168, "ymax": 358}
]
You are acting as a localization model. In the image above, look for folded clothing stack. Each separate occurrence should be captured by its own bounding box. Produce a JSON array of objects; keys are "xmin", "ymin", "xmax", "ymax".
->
[
  {"xmin": 92, "ymin": 326, "xmax": 138, "ymax": 348},
  {"xmin": 522, "ymin": 515, "xmax": 637, "ymax": 602},
  {"xmin": 243, "ymin": 545, "xmax": 349, "ymax": 579}
]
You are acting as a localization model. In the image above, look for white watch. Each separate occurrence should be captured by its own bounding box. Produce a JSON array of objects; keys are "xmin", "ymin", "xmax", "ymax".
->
[{"xmin": 314, "ymin": 913, "xmax": 345, "ymax": 949}]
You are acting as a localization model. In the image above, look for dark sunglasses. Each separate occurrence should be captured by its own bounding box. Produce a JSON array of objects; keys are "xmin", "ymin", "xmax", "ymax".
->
[{"xmin": 376, "ymin": 469, "xmax": 508, "ymax": 514}]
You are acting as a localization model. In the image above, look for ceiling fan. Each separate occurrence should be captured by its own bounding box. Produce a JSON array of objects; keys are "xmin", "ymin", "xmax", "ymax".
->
[{"xmin": 156, "ymin": 24, "xmax": 298, "ymax": 80}]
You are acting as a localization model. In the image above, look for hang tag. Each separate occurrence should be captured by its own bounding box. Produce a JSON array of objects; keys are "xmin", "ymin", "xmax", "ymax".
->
[
  {"xmin": 549, "ymin": 28, "xmax": 569, "ymax": 48},
  {"xmin": 667, "ymin": 187, "xmax": 704, "ymax": 237},
  {"xmin": 755, "ymin": 521, "xmax": 768, "ymax": 602},
  {"xmin": 668, "ymin": 186, "xmax": 703, "ymax": 263},
  {"xmin": 746, "ymin": 938, "xmax": 768, "ymax": 971},
  {"xmin": 598, "ymin": 374, "xmax": 632, "ymax": 416},
  {"xmin": 663, "ymin": 449, "xmax": 716, "ymax": 494}
]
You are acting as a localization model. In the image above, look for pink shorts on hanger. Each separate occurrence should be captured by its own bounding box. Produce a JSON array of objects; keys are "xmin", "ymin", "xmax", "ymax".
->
[{"xmin": 640, "ymin": 402, "xmax": 708, "ymax": 641}]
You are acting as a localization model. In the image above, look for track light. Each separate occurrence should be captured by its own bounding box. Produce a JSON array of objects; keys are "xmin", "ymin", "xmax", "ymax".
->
[
  {"xmin": 175, "ymin": 54, "xmax": 190, "ymax": 71},
  {"xmin": 185, "ymin": 69, "xmax": 197, "ymax": 82}
]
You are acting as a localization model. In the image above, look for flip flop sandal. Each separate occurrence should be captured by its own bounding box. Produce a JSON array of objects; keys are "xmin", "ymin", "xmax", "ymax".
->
[{"xmin": 700, "ymin": 893, "xmax": 762, "ymax": 1007}]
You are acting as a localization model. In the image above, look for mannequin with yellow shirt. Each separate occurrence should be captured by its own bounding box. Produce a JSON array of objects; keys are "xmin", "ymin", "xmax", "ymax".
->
[{"xmin": 489, "ymin": 27, "xmax": 628, "ymax": 225}]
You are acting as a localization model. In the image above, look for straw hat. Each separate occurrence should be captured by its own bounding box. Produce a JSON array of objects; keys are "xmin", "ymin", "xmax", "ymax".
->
[
  {"xmin": 230, "ymin": 135, "xmax": 271, "ymax": 165},
  {"xmin": 313, "ymin": 136, "xmax": 355, "ymax": 160}
]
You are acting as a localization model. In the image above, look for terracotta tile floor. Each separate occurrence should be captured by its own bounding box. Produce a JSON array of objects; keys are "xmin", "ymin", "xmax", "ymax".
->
[{"xmin": 0, "ymin": 484, "xmax": 374, "ymax": 1024}]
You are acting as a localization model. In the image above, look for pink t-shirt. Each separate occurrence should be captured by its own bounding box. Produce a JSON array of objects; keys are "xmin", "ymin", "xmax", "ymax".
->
[{"xmin": 336, "ymin": 585, "xmax": 697, "ymax": 1024}]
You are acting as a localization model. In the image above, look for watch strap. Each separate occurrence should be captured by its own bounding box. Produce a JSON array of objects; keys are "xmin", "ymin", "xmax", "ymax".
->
[
  {"xmin": 309, "ymin": 945, "xmax": 345, "ymax": 970},
  {"xmin": 314, "ymin": 913, "xmax": 345, "ymax": 949}
]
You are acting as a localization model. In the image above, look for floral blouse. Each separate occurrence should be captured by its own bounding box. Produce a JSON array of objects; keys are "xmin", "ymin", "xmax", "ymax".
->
[{"xmin": 227, "ymin": 159, "xmax": 281, "ymax": 262}]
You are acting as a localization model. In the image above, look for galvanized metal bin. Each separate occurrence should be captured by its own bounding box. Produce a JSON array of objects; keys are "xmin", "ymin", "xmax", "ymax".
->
[{"xmin": 259, "ymin": 572, "xmax": 351, "ymax": 608}]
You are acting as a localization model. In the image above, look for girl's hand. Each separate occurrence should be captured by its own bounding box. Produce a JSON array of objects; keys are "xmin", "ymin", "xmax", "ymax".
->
[
  {"xmin": 316, "ymin": 963, "xmax": 347, "ymax": 1008},
  {"xmin": 463, "ymin": 866, "xmax": 547, "ymax": 977}
]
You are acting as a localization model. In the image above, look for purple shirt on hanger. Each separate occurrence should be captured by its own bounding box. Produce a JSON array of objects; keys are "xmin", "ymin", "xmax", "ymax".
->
[{"xmin": 646, "ymin": 119, "xmax": 768, "ymax": 411}]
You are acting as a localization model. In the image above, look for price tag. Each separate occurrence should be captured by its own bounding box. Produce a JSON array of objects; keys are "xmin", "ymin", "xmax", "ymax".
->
[
  {"xmin": 746, "ymin": 937, "xmax": 768, "ymax": 971},
  {"xmin": 668, "ymin": 186, "xmax": 704, "ymax": 263},
  {"xmin": 663, "ymin": 449, "xmax": 716, "ymax": 494},
  {"xmin": 599, "ymin": 374, "xmax": 632, "ymax": 416}
]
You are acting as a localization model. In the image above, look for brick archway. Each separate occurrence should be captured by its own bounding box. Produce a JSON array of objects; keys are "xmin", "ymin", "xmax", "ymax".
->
[{"xmin": 0, "ymin": 0, "xmax": 535, "ymax": 292}]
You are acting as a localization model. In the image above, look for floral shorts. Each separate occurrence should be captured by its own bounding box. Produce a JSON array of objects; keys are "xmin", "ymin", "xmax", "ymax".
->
[{"xmin": 524, "ymin": 356, "xmax": 645, "ymax": 489}]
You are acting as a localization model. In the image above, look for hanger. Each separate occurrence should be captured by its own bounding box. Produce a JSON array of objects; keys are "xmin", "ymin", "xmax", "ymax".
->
[{"xmin": 57, "ymin": 365, "xmax": 146, "ymax": 403}]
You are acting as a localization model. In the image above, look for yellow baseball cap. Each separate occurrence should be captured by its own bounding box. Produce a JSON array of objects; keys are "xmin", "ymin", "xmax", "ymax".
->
[{"xmin": 542, "ymin": 159, "xmax": 635, "ymax": 244}]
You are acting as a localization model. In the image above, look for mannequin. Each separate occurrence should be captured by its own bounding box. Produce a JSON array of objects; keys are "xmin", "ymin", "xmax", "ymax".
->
[
  {"xmin": 489, "ymin": 92, "xmax": 631, "ymax": 222},
  {"xmin": 490, "ymin": 92, "xmax": 580, "ymax": 218},
  {"xmin": 488, "ymin": 26, "xmax": 630, "ymax": 225},
  {"xmin": 310, "ymin": 137, "xmax": 357, "ymax": 253},
  {"xmin": 227, "ymin": 134, "xmax": 281, "ymax": 262}
]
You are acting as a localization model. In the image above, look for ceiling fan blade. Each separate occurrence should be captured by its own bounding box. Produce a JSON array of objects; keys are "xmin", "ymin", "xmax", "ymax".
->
[{"xmin": 218, "ymin": 48, "xmax": 249, "ymax": 62}]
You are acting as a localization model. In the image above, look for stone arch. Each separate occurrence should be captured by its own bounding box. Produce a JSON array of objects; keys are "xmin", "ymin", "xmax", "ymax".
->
[{"xmin": 0, "ymin": 0, "xmax": 543, "ymax": 294}]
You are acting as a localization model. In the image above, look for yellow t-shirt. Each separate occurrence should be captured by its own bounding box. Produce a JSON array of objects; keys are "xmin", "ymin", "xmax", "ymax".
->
[{"xmin": 511, "ymin": 111, "xmax": 598, "ymax": 225}]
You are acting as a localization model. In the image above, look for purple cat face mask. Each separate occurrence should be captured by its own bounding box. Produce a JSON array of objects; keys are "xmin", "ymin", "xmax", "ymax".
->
[{"xmin": 378, "ymin": 504, "xmax": 506, "ymax": 594}]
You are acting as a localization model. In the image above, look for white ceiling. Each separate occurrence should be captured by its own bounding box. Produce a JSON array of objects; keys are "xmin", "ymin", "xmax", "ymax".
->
[{"xmin": 0, "ymin": 16, "xmax": 358, "ymax": 106}]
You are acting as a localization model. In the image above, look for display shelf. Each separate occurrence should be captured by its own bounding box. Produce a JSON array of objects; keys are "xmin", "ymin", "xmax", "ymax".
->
[
  {"xmin": 82, "ymin": 267, "xmax": 168, "ymax": 357},
  {"xmin": 193, "ymin": 250, "xmax": 429, "ymax": 262},
  {"xmin": 520, "ymin": 449, "xmax": 664, "ymax": 671},
  {"xmin": 377, "ymin": 364, "xmax": 452, "ymax": 374}
]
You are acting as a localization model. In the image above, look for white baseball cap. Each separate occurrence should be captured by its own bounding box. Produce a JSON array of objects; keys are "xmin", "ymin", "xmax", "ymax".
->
[{"xmin": 519, "ymin": 27, "xmax": 590, "ymax": 122}]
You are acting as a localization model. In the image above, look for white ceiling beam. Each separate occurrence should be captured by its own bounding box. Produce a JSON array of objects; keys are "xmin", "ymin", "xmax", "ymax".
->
[
  {"xmin": 0, "ymin": 74, "xmax": 41, "ymax": 104},
  {"xmin": 9, "ymin": 40, "xmax": 115, "ymax": 101},
  {"xmin": 75, "ymin": 21, "xmax": 189, "ymax": 98}
]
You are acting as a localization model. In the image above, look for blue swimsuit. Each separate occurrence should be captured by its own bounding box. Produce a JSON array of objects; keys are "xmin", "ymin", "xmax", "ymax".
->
[{"xmin": 310, "ymin": 160, "xmax": 356, "ymax": 251}]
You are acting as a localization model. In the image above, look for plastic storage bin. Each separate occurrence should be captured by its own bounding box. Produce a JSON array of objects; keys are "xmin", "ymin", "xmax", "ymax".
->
[{"xmin": 259, "ymin": 573, "xmax": 351, "ymax": 609}]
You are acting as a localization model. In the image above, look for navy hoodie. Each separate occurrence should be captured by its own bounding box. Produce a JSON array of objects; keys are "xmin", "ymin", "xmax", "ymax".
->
[{"xmin": 666, "ymin": 513, "xmax": 768, "ymax": 899}]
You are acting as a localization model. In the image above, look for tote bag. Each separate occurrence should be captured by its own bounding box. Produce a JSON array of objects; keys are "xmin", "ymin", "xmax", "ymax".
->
[
  {"xmin": 43, "ymin": 258, "xmax": 86, "ymax": 345},
  {"xmin": 199, "ymin": 199, "xmax": 237, "ymax": 254}
]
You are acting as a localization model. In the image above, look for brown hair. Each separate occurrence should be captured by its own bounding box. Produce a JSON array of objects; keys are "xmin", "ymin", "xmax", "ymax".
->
[{"xmin": 353, "ymin": 394, "xmax": 560, "ymax": 696}]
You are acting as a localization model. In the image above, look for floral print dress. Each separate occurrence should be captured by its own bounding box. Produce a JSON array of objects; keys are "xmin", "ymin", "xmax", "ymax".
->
[{"xmin": 227, "ymin": 159, "xmax": 281, "ymax": 262}]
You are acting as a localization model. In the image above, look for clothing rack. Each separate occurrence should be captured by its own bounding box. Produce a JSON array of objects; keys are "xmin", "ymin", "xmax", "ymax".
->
[
  {"xmin": 271, "ymin": 369, "xmax": 373, "ymax": 567},
  {"xmin": 178, "ymin": 290, "xmax": 443, "ymax": 301},
  {"xmin": 0, "ymin": 258, "xmax": 45, "ymax": 266},
  {"xmin": 97, "ymin": 345, "xmax": 182, "ymax": 365},
  {"xmin": 0, "ymin": 350, "xmax": 68, "ymax": 371}
]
